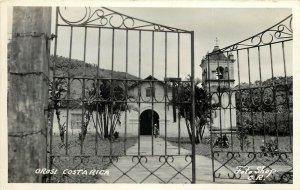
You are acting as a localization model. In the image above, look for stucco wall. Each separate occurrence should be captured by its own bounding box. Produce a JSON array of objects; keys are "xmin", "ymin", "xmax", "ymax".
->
[
  {"xmin": 52, "ymin": 80, "xmax": 234, "ymax": 138},
  {"xmin": 211, "ymin": 92, "xmax": 237, "ymax": 131},
  {"xmin": 52, "ymin": 81, "xmax": 193, "ymax": 138}
]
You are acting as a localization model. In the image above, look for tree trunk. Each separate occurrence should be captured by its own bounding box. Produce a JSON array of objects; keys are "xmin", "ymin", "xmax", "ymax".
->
[
  {"xmin": 199, "ymin": 125, "xmax": 206, "ymax": 142},
  {"xmin": 100, "ymin": 113, "xmax": 104, "ymax": 137},
  {"xmin": 195, "ymin": 128, "xmax": 200, "ymax": 144},
  {"xmin": 55, "ymin": 109, "xmax": 64, "ymax": 143},
  {"xmin": 103, "ymin": 113, "xmax": 109, "ymax": 138},
  {"xmin": 79, "ymin": 110, "xmax": 91, "ymax": 142},
  {"xmin": 185, "ymin": 119, "xmax": 193, "ymax": 144}
]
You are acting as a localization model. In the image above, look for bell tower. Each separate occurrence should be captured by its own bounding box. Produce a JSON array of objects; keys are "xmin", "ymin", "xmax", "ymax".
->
[
  {"xmin": 200, "ymin": 38, "xmax": 237, "ymax": 134},
  {"xmin": 200, "ymin": 38, "xmax": 235, "ymax": 92}
]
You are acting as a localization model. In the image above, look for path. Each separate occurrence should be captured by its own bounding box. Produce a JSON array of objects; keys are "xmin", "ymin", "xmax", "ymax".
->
[{"xmin": 99, "ymin": 136, "xmax": 250, "ymax": 183}]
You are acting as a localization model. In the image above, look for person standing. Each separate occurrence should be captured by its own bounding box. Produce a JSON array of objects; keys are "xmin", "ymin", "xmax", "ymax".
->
[{"xmin": 154, "ymin": 124, "xmax": 159, "ymax": 138}]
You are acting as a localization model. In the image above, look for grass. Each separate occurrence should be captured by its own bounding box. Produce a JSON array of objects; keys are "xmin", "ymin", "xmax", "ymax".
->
[
  {"xmin": 49, "ymin": 133, "xmax": 137, "ymax": 183},
  {"xmin": 167, "ymin": 135, "xmax": 293, "ymax": 167}
]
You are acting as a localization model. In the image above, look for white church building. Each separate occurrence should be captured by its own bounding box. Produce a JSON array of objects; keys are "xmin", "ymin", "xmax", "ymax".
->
[
  {"xmin": 52, "ymin": 43, "xmax": 237, "ymax": 138},
  {"xmin": 116, "ymin": 75, "xmax": 190, "ymax": 137}
]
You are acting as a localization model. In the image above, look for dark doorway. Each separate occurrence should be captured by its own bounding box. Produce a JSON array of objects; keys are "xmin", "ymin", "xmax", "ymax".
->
[{"xmin": 140, "ymin": 110, "xmax": 159, "ymax": 135}]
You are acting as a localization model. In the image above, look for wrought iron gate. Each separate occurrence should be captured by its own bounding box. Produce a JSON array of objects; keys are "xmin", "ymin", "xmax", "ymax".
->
[
  {"xmin": 48, "ymin": 7, "xmax": 196, "ymax": 183},
  {"xmin": 205, "ymin": 15, "xmax": 293, "ymax": 183}
]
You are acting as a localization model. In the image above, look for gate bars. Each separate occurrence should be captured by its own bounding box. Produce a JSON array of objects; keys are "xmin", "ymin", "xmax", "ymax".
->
[
  {"xmin": 48, "ymin": 7, "xmax": 196, "ymax": 183},
  {"xmin": 206, "ymin": 15, "xmax": 293, "ymax": 183}
]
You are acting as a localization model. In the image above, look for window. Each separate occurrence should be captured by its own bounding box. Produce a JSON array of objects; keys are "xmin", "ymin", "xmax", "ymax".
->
[
  {"xmin": 203, "ymin": 69, "xmax": 207, "ymax": 80},
  {"xmin": 216, "ymin": 66, "xmax": 224, "ymax": 79},
  {"xmin": 146, "ymin": 87, "xmax": 155, "ymax": 97},
  {"xmin": 224, "ymin": 67, "xmax": 229, "ymax": 79}
]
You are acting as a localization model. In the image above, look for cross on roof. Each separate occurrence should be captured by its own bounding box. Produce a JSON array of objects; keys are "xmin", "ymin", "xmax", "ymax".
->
[{"xmin": 215, "ymin": 37, "xmax": 219, "ymax": 46}]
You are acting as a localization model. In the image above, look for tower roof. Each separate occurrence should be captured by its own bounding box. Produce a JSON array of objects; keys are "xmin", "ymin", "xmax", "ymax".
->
[
  {"xmin": 200, "ymin": 39, "xmax": 235, "ymax": 68},
  {"xmin": 208, "ymin": 45, "xmax": 228, "ymax": 60}
]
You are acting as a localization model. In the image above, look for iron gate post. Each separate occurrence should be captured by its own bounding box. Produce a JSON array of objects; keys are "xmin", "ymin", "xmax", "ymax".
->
[{"xmin": 191, "ymin": 31, "xmax": 196, "ymax": 184}]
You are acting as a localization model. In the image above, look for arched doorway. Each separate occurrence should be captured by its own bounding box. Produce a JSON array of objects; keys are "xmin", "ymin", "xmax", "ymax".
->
[{"xmin": 140, "ymin": 110, "xmax": 159, "ymax": 135}]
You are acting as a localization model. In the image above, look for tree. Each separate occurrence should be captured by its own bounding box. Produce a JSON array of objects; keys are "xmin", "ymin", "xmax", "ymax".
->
[
  {"xmin": 79, "ymin": 80, "xmax": 131, "ymax": 141},
  {"xmin": 48, "ymin": 55, "xmax": 137, "ymax": 143},
  {"xmin": 49, "ymin": 79, "xmax": 67, "ymax": 145},
  {"xmin": 234, "ymin": 76, "xmax": 293, "ymax": 136},
  {"xmin": 49, "ymin": 78, "xmax": 130, "ymax": 143},
  {"xmin": 172, "ymin": 78, "xmax": 211, "ymax": 144},
  {"xmin": 235, "ymin": 76, "xmax": 292, "ymax": 113}
]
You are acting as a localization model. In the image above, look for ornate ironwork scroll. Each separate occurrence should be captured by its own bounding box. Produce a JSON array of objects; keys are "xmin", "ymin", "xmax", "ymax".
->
[
  {"xmin": 206, "ymin": 14, "xmax": 293, "ymax": 184},
  {"xmin": 57, "ymin": 7, "xmax": 190, "ymax": 33},
  {"xmin": 48, "ymin": 7, "xmax": 195, "ymax": 183},
  {"xmin": 210, "ymin": 15, "xmax": 293, "ymax": 53}
]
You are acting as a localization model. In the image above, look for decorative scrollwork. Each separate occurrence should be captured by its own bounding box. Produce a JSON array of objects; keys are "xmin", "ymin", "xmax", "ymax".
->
[
  {"xmin": 57, "ymin": 7, "xmax": 190, "ymax": 33},
  {"xmin": 102, "ymin": 155, "xmax": 119, "ymax": 163},
  {"xmin": 212, "ymin": 152, "xmax": 293, "ymax": 183},
  {"xmin": 208, "ymin": 15, "xmax": 292, "ymax": 54}
]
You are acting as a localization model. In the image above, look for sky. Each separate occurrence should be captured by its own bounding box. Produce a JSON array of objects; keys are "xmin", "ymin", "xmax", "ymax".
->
[{"xmin": 8, "ymin": 7, "xmax": 293, "ymax": 83}]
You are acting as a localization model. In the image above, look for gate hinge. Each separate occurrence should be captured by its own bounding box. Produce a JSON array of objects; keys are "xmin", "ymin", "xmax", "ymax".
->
[
  {"xmin": 14, "ymin": 32, "xmax": 46, "ymax": 38},
  {"xmin": 13, "ymin": 32, "xmax": 57, "ymax": 41},
  {"xmin": 47, "ymin": 33, "xmax": 57, "ymax": 41}
]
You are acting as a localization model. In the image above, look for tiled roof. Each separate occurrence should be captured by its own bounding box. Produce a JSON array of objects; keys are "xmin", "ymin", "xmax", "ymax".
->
[
  {"xmin": 207, "ymin": 46, "xmax": 228, "ymax": 61},
  {"xmin": 128, "ymin": 75, "xmax": 163, "ymax": 89}
]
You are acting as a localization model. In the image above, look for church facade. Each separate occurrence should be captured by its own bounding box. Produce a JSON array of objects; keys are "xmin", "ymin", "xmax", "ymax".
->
[
  {"xmin": 52, "ymin": 75, "xmax": 191, "ymax": 138},
  {"xmin": 52, "ymin": 43, "xmax": 237, "ymax": 138},
  {"xmin": 115, "ymin": 75, "xmax": 190, "ymax": 137}
]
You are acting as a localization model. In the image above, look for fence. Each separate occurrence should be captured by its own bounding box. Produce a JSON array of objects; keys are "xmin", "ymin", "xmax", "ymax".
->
[
  {"xmin": 205, "ymin": 15, "xmax": 293, "ymax": 183},
  {"xmin": 48, "ymin": 7, "xmax": 196, "ymax": 183}
]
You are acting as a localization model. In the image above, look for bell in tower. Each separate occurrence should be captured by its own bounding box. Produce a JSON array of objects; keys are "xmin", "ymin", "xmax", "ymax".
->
[
  {"xmin": 200, "ymin": 38, "xmax": 237, "ymax": 136},
  {"xmin": 200, "ymin": 38, "xmax": 235, "ymax": 91}
]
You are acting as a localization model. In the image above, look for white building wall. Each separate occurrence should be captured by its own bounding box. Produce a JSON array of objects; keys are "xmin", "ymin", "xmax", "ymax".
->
[
  {"xmin": 52, "ymin": 109, "xmax": 99, "ymax": 136},
  {"xmin": 210, "ymin": 92, "xmax": 237, "ymax": 131},
  {"xmin": 116, "ymin": 81, "xmax": 190, "ymax": 137},
  {"xmin": 52, "ymin": 81, "xmax": 191, "ymax": 138},
  {"xmin": 115, "ymin": 103, "xmax": 190, "ymax": 137}
]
